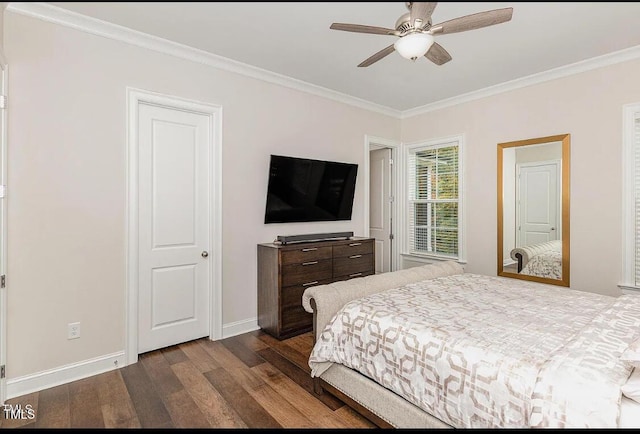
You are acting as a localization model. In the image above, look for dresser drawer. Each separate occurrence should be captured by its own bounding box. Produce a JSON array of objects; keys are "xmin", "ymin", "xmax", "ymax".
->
[
  {"xmin": 280, "ymin": 283, "xmax": 319, "ymax": 334},
  {"xmin": 282, "ymin": 259, "xmax": 332, "ymax": 287},
  {"xmin": 281, "ymin": 304, "xmax": 312, "ymax": 335},
  {"xmin": 281, "ymin": 278, "xmax": 333, "ymax": 310},
  {"xmin": 333, "ymin": 240, "xmax": 374, "ymax": 258},
  {"xmin": 281, "ymin": 245, "xmax": 332, "ymax": 265},
  {"xmin": 333, "ymin": 253, "xmax": 374, "ymax": 279},
  {"xmin": 333, "ymin": 270, "xmax": 375, "ymax": 282}
]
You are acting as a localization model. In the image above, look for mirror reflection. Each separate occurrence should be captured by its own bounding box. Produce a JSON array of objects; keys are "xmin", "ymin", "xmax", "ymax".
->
[{"xmin": 497, "ymin": 134, "xmax": 570, "ymax": 287}]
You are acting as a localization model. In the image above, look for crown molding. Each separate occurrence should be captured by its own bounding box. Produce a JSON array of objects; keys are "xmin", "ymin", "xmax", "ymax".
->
[
  {"xmin": 6, "ymin": 2, "xmax": 402, "ymax": 118},
  {"xmin": 7, "ymin": 2, "xmax": 640, "ymax": 121},
  {"xmin": 401, "ymin": 44, "xmax": 640, "ymax": 119}
]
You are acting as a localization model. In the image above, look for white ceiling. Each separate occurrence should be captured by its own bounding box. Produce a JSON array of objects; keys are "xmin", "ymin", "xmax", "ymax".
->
[{"xmin": 43, "ymin": 2, "xmax": 640, "ymax": 112}]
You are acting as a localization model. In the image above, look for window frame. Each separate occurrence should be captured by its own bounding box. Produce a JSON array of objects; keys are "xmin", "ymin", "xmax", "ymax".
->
[{"xmin": 403, "ymin": 135, "xmax": 465, "ymax": 262}]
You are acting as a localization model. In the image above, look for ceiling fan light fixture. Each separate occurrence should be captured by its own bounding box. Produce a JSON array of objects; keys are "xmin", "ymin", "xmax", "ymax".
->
[{"xmin": 394, "ymin": 32, "xmax": 434, "ymax": 60}]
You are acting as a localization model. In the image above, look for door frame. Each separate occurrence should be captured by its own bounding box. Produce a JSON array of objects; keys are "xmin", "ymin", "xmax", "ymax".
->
[
  {"xmin": 125, "ymin": 88, "xmax": 222, "ymax": 365},
  {"xmin": 363, "ymin": 135, "xmax": 400, "ymax": 272},
  {"xmin": 0, "ymin": 50, "xmax": 8, "ymax": 404}
]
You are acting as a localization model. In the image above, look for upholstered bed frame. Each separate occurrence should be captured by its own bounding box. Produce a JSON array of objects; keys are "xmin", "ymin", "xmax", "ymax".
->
[
  {"xmin": 302, "ymin": 261, "xmax": 463, "ymax": 428},
  {"xmin": 510, "ymin": 240, "xmax": 561, "ymax": 272}
]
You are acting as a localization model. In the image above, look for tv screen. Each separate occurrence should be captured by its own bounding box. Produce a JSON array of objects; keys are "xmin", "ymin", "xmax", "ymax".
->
[{"xmin": 264, "ymin": 155, "xmax": 358, "ymax": 224}]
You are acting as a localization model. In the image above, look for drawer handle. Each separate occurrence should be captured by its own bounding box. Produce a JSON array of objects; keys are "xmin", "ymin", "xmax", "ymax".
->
[
  {"xmin": 349, "ymin": 243, "xmax": 362, "ymax": 247},
  {"xmin": 302, "ymin": 281, "xmax": 319, "ymax": 287},
  {"xmin": 349, "ymin": 255, "xmax": 362, "ymax": 259},
  {"xmin": 302, "ymin": 261, "xmax": 318, "ymax": 266},
  {"xmin": 301, "ymin": 248, "xmax": 318, "ymax": 252},
  {"xmin": 349, "ymin": 273, "xmax": 363, "ymax": 278}
]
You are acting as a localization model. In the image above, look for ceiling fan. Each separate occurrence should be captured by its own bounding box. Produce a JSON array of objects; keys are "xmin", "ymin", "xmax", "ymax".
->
[{"xmin": 330, "ymin": 2, "xmax": 513, "ymax": 67}]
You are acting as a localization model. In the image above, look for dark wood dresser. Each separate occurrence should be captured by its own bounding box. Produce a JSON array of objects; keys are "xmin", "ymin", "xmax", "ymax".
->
[{"xmin": 257, "ymin": 237, "xmax": 375, "ymax": 339}]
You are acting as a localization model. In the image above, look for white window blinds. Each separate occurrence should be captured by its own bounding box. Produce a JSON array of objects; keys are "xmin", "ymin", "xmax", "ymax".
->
[
  {"xmin": 407, "ymin": 142, "xmax": 460, "ymax": 258},
  {"xmin": 623, "ymin": 103, "xmax": 640, "ymax": 291}
]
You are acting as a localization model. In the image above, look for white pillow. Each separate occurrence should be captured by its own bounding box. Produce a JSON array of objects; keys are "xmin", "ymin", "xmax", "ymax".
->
[{"xmin": 622, "ymin": 368, "xmax": 640, "ymax": 404}]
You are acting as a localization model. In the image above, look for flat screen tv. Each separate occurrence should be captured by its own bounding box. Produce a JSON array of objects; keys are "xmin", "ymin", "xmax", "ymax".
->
[{"xmin": 264, "ymin": 155, "xmax": 358, "ymax": 224}]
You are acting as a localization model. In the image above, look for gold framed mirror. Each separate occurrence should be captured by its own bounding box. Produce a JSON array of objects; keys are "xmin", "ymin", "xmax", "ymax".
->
[{"xmin": 497, "ymin": 134, "xmax": 570, "ymax": 287}]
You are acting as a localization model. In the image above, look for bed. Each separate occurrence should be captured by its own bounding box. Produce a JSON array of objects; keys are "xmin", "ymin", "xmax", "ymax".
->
[
  {"xmin": 301, "ymin": 261, "xmax": 640, "ymax": 428},
  {"xmin": 519, "ymin": 249, "xmax": 562, "ymax": 279},
  {"xmin": 510, "ymin": 240, "xmax": 562, "ymax": 276}
]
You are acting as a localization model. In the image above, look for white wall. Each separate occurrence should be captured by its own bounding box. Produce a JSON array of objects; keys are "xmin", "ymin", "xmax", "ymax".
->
[
  {"xmin": 502, "ymin": 148, "xmax": 516, "ymax": 263},
  {"xmin": 0, "ymin": 3, "xmax": 5, "ymax": 49},
  {"xmin": 4, "ymin": 12, "xmax": 400, "ymax": 379},
  {"xmin": 401, "ymin": 57, "xmax": 640, "ymax": 297}
]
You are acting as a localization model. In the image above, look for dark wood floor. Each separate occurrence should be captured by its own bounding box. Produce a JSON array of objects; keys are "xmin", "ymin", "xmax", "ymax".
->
[{"xmin": 0, "ymin": 330, "xmax": 376, "ymax": 429}]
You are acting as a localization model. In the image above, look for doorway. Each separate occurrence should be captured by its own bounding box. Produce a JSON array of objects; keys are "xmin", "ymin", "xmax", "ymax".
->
[
  {"xmin": 365, "ymin": 136, "xmax": 400, "ymax": 274},
  {"xmin": 126, "ymin": 89, "xmax": 222, "ymax": 364}
]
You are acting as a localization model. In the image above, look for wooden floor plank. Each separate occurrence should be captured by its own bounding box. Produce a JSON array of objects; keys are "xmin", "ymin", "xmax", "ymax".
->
[
  {"xmin": 203, "ymin": 367, "xmax": 282, "ymax": 429},
  {"xmin": 139, "ymin": 350, "xmax": 184, "ymax": 397},
  {"xmin": 251, "ymin": 362, "xmax": 350, "ymax": 429},
  {"xmin": 120, "ymin": 362, "xmax": 173, "ymax": 428},
  {"xmin": 68, "ymin": 376, "xmax": 105, "ymax": 428},
  {"xmin": 35, "ymin": 384, "xmax": 70, "ymax": 428},
  {"xmin": 94, "ymin": 370, "xmax": 141, "ymax": 428},
  {"xmin": 177, "ymin": 339, "xmax": 221, "ymax": 373},
  {"xmin": 202, "ymin": 340, "xmax": 269, "ymax": 391},
  {"xmin": 247, "ymin": 380, "xmax": 316, "ymax": 428},
  {"xmin": 162, "ymin": 389, "xmax": 211, "ymax": 428},
  {"xmin": 255, "ymin": 330, "xmax": 311, "ymax": 372},
  {"xmin": 285, "ymin": 332, "xmax": 316, "ymax": 356},
  {"xmin": 233, "ymin": 330, "xmax": 270, "ymax": 352},
  {"xmin": 160, "ymin": 345, "xmax": 189, "ymax": 365},
  {"xmin": 220, "ymin": 335, "xmax": 266, "ymax": 368},
  {"xmin": 334, "ymin": 404, "xmax": 378, "ymax": 428},
  {"xmin": 200, "ymin": 340, "xmax": 258, "ymax": 375},
  {"xmin": 170, "ymin": 360, "xmax": 247, "ymax": 428},
  {"xmin": 201, "ymin": 338, "xmax": 316, "ymax": 428},
  {"xmin": 257, "ymin": 346, "xmax": 345, "ymax": 411}
]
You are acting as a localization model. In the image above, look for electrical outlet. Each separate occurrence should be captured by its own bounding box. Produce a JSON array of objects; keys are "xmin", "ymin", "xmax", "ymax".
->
[{"xmin": 68, "ymin": 322, "xmax": 80, "ymax": 340}]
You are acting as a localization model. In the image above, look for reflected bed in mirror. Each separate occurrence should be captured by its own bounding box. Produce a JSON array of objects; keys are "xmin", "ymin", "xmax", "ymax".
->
[{"xmin": 497, "ymin": 134, "xmax": 570, "ymax": 287}]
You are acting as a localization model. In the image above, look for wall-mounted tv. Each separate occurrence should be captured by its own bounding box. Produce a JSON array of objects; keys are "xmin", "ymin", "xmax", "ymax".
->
[{"xmin": 264, "ymin": 155, "xmax": 358, "ymax": 224}]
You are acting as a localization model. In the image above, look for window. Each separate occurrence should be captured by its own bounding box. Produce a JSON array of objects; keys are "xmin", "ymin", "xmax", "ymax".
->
[
  {"xmin": 406, "ymin": 137, "xmax": 463, "ymax": 260},
  {"xmin": 622, "ymin": 103, "xmax": 640, "ymax": 291}
]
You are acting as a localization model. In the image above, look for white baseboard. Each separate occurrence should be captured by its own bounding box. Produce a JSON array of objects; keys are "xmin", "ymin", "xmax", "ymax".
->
[
  {"xmin": 6, "ymin": 351, "xmax": 125, "ymax": 399},
  {"xmin": 222, "ymin": 317, "xmax": 259, "ymax": 339}
]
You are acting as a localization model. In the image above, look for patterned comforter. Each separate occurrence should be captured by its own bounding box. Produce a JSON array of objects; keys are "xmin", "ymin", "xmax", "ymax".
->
[
  {"xmin": 520, "ymin": 250, "xmax": 562, "ymax": 279},
  {"xmin": 308, "ymin": 273, "xmax": 640, "ymax": 428}
]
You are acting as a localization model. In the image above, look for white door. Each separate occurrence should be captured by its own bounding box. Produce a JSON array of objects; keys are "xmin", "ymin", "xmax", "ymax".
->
[
  {"xmin": 517, "ymin": 161, "xmax": 559, "ymax": 247},
  {"xmin": 369, "ymin": 148, "xmax": 392, "ymax": 273},
  {"xmin": 138, "ymin": 102, "xmax": 211, "ymax": 354}
]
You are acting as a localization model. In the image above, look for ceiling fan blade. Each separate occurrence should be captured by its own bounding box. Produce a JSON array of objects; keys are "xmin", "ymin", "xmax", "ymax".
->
[
  {"xmin": 431, "ymin": 7, "xmax": 513, "ymax": 35},
  {"xmin": 410, "ymin": 2, "xmax": 438, "ymax": 27},
  {"xmin": 358, "ymin": 44, "xmax": 395, "ymax": 67},
  {"xmin": 425, "ymin": 42, "xmax": 451, "ymax": 65},
  {"xmin": 330, "ymin": 23, "xmax": 396, "ymax": 35}
]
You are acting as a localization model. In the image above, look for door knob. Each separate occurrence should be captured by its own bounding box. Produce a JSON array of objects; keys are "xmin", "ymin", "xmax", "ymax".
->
[{"xmin": 201, "ymin": 251, "xmax": 209, "ymax": 258}]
